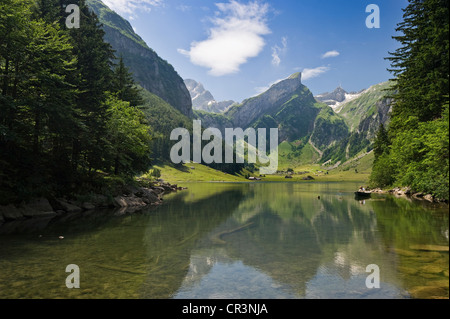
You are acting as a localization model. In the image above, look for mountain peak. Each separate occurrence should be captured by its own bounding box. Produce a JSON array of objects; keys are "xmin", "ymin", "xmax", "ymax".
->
[
  {"xmin": 185, "ymin": 79, "xmax": 235, "ymax": 114},
  {"xmin": 315, "ymin": 86, "xmax": 349, "ymax": 107},
  {"xmin": 288, "ymin": 72, "xmax": 302, "ymax": 80}
]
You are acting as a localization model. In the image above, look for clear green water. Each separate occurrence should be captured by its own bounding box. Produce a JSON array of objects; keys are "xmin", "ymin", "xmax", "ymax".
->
[{"xmin": 0, "ymin": 182, "xmax": 448, "ymax": 299}]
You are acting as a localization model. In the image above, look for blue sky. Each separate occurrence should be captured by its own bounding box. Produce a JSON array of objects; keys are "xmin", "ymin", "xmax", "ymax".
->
[{"xmin": 102, "ymin": 0, "xmax": 408, "ymax": 102}]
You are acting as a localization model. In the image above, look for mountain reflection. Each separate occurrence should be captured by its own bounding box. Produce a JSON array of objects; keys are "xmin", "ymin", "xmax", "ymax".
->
[
  {"xmin": 165, "ymin": 183, "xmax": 447, "ymax": 299},
  {"xmin": 0, "ymin": 182, "xmax": 447, "ymax": 299}
]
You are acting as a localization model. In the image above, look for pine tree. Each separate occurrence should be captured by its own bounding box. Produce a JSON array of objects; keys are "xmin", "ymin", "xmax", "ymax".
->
[
  {"xmin": 387, "ymin": 0, "xmax": 449, "ymax": 132},
  {"xmin": 66, "ymin": 0, "xmax": 115, "ymax": 175},
  {"xmin": 373, "ymin": 124, "xmax": 389, "ymax": 161},
  {"xmin": 371, "ymin": 0, "xmax": 449, "ymax": 199},
  {"xmin": 112, "ymin": 56, "xmax": 143, "ymax": 107}
]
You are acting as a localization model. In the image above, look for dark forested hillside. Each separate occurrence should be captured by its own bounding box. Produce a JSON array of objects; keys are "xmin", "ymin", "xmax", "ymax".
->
[
  {"xmin": 0, "ymin": 0, "xmax": 152, "ymax": 203},
  {"xmin": 370, "ymin": 0, "xmax": 449, "ymax": 200}
]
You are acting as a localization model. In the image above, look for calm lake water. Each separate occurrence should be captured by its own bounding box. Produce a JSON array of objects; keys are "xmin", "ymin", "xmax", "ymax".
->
[{"xmin": 0, "ymin": 182, "xmax": 448, "ymax": 299}]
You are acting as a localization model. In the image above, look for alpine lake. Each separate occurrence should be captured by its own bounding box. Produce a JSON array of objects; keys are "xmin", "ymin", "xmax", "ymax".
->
[{"xmin": 0, "ymin": 182, "xmax": 448, "ymax": 299}]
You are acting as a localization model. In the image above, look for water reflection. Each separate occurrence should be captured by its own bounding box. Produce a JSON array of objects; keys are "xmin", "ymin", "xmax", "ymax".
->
[
  {"xmin": 0, "ymin": 182, "xmax": 448, "ymax": 299},
  {"xmin": 167, "ymin": 183, "xmax": 448, "ymax": 299}
]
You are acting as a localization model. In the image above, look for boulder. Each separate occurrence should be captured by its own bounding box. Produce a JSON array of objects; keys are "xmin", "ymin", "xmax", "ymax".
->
[
  {"xmin": 18, "ymin": 206, "xmax": 56, "ymax": 218},
  {"xmin": 113, "ymin": 196, "xmax": 128, "ymax": 208},
  {"xmin": 152, "ymin": 186, "xmax": 165, "ymax": 195},
  {"xmin": 113, "ymin": 196, "xmax": 146, "ymax": 208},
  {"xmin": 51, "ymin": 199, "xmax": 83, "ymax": 213},
  {"xmin": 27, "ymin": 198, "xmax": 54, "ymax": 213},
  {"xmin": 160, "ymin": 184, "xmax": 175, "ymax": 192},
  {"xmin": 122, "ymin": 184, "xmax": 141, "ymax": 196},
  {"xmin": 81, "ymin": 202, "xmax": 96, "ymax": 211},
  {"xmin": 0, "ymin": 204, "xmax": 25, "ymax": 221},
  {"xmin": 127, "ymin": 196, "xmax": 146, "ymax": 207},
  {"xmin": 16, "ymin": 198, "xmax": 56, "ymax": 218},
  {"xmin": 412, "ymin": 192, "xmax": 424, "ymax": 199},
  {"xmin": 424, "ymin": 194, "xmax": 434, "ymax": 202},
  {"xmin": 135, "ymin": 188, "xmax": 160, "ymax": 204},
  {"xmin": 302, "ymin": 176, "xmax": 315, "ymax": 181},
  {"xmin": 90, "ymin": 194, "xmax": 110, "ymax": 208}
]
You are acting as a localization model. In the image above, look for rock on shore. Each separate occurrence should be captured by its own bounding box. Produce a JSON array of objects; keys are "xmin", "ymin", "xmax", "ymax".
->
[
  {"xmin": 0, "ymin": 182, "xmax": 185, "ymax": 224},
  {"xmin": 367, "ymin": 187, "xmax": 443, "ymax": 203}
]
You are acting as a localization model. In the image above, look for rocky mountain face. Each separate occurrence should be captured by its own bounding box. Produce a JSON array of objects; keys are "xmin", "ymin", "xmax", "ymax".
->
[
  {"xmin": 197, "ymin": 72, "xmax": 348, "ymax": 152},
  {"xmin": 315, "ymin": 86, "xmax": 348, "ymax": 105},
  {"xmin": 338, "ymin": 82, "xmax": 394, "ymax": 134},
  {"xmin": 87, "ymin": 0, "xmax": 193, "ymax": 118},
  {"xmin": 198, "ymin": 75, "xmax": 393, "ymax": 166},
  {"xmin": 229, "ymin": 73, "xmax": 306, "ymax": 128},
  {"xmin": 184, "ymin": 79, "xmax": 235, "ymax": 114},
  {"xmin": 320, "ymin": 82, "xmax": 394, "ymax": 165}
]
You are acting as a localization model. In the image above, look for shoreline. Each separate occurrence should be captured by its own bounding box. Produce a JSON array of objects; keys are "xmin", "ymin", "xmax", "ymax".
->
[
  {"xmin": 0, "ymin": 181, "xmax": 185, "ymax": 225},
  {"xmin": 363, "ymin": 186, "xmax": 449, "ymax": 204},
  {"xmin": 1, "ymin": 181, "xmax": 447, "ymax": 227}
]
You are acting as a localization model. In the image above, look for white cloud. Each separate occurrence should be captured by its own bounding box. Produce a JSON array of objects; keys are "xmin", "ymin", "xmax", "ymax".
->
[
  {"xmin": 271, "ymin": 36, "xmax": 287, "ymax": 66},
  {"xmin": 178, "ymin": 1, "xmax": 271, "ymax": 76},
  {"xmin": 102, "ymin": 0, "xmax": 163, "ymax": 16},
  {"xmin": 302, "ymin": 66, "xmax": 330, "ymax": 80},
  {"xmin": 176, "ymin": 5, "xmax": 191, "ymax": 12},
  {"xmin": 321, "ymin": 50, "xmax": 340, "ymax": 59}
]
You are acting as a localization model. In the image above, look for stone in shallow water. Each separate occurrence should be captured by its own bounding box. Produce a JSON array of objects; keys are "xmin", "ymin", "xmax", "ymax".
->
[
  {"xmin": 409, "ymin": 245, "xmax": 449, "ymax": 252},
  {"xmin": 392, "ymin": 248, "xmax": 419, "ymax": 257},
  {"xmin": 427, "ymin": 280, "xmax": 449, "ymax": 289},
  {"xmin": 419, "ymin": 264, "xmax": 445, "ymax": 275},
  {"xmin": 409, "ymin": 286, "xmax": 448, "ymax": 299},
  {"xmin": 397, "ymin": 266, "xmax": 418, "ymax": 276},
  {"xmin": 409, "ymin": 256, "xmax": 440, "ymax": 264}
]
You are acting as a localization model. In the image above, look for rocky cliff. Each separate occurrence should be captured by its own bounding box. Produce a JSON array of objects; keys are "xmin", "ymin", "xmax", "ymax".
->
[
  {"xmin": 196, "ymin": 72, "xmax": 348, "ymax": 152},
  {"xmin": 315, "ymin": 86, "xmax": 348, "ymax": 105},
  {"xmin": 185, "ymin": 79, "xmax": 235, "ymax": 114},
  {"xmin": 228, "ymin": 73, "xmax": 307, "ymax": 128},
  {"xmin": 87, "ymin": 0, "xmax": 193, "ymax": 117}
]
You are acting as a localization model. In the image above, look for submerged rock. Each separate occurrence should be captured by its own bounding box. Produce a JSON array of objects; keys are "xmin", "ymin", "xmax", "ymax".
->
[
  {"xmin": 0, "ymin": 204, "xmax": 24, "ymax": 221},
  {"xmin": 410, "ymin": 245, "xmax": 449, "ymax": 252},
  {"xmin": 419, "ymin": 264, "xmax": 445, "ymax": 275},
  {"xmin": 409, "ymin": 286, "xmax": 448, "ymax": 299}
]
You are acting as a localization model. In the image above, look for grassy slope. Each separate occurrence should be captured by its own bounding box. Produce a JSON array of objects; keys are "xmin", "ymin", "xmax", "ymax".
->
[
  {"xmin": 148, "ymin": 163, "xmax": 246, "ymax": 183},
  {"xmin": 151, "ymin": 151, "xmax": 373, "ymax": 185},
  {"xmin": 263, "ymin": 151, "xmax": 374, "ymax": 183}
]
